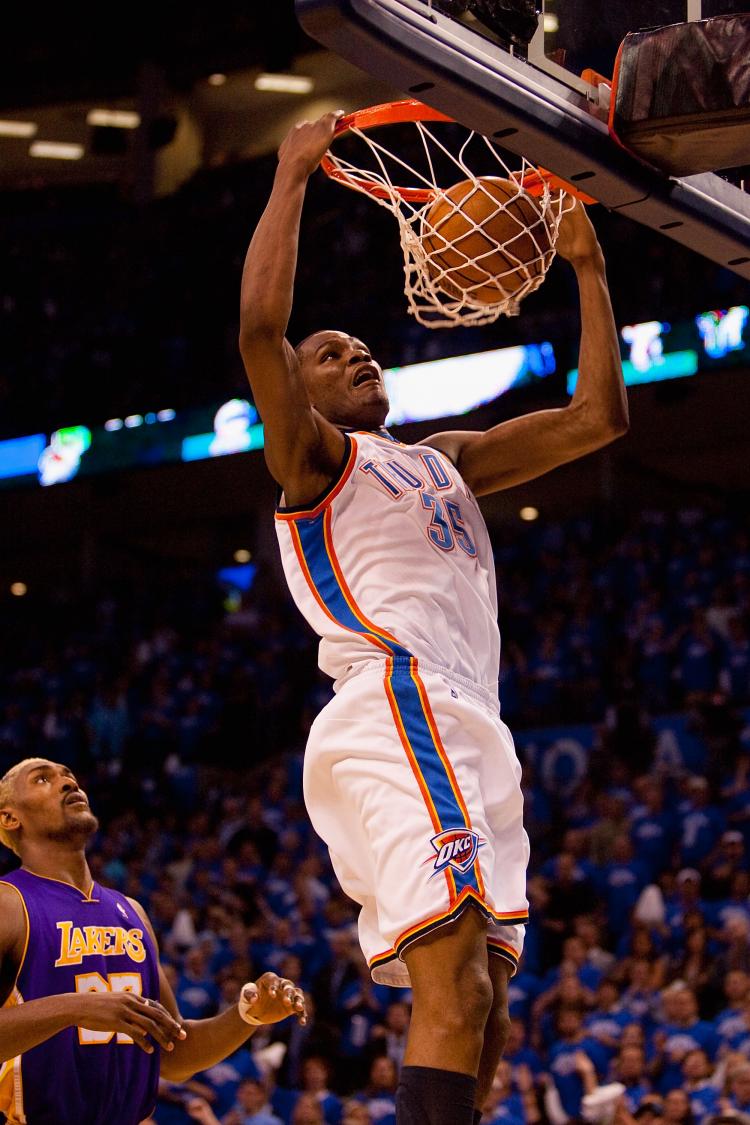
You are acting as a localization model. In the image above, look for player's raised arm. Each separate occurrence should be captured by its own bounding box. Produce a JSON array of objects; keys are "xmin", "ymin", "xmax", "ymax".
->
[
  {"xmin": 422, "ymin": 200, "xmax": 628, "ymax": 496},
  {"xmin": 239, "ymin": 111, "xmax": 345, "ymax": 501}
]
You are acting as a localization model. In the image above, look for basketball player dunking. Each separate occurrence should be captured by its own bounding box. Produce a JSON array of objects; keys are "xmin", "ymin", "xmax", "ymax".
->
[
  {"xmin": 0, "ymin": 758, "xmax": 307, "ymax": 1125},
  {"xmin": 239, "ymin": 111, "xmax": 627, "ymax": 1125}
]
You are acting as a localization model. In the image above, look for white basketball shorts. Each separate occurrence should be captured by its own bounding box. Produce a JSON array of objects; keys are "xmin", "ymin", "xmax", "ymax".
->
[{"xmin": 303, "ymin": 655, "xmax": 529, "ymax": 986}]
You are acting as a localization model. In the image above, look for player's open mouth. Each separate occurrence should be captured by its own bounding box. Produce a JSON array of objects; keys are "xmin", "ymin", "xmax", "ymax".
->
[
  {"xmin": 64, "ymin": 793, "xmax": 88, "ymax": 807},
  {"xmin": 352, "ymin": 366, "xmax": 379, "ymax": 388}
]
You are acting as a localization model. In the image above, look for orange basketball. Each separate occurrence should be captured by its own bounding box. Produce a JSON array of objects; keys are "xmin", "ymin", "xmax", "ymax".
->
[{"xmin": 422, "ymin": 177, "xmax": 553, "ymax": 305}]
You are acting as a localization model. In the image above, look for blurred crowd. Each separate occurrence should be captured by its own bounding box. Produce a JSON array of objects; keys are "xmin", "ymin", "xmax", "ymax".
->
[
  {"xmin": 1, "ymin": 506, "xmax": 748, "ymax": 777},
  {"xmin": 1, "ymin": 147, "xmax": 746, "ymax": 441},
  {"xmin": 1, "ymin": 501, "xmax": 750, "ymax": 1124}
]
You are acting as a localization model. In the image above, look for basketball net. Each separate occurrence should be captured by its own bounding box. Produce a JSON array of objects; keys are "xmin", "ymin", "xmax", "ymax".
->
[{"xmin": 321, "ymin": 102, "xmax": 578, "ymax": 328}]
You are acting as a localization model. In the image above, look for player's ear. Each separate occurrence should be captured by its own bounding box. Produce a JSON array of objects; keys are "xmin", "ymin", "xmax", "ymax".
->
[{"xmin": 0, "ymin": 808, "xmax": 21, "ymax": 833}]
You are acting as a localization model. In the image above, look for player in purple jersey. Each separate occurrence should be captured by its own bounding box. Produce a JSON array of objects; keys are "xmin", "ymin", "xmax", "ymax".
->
[
  {"xmin": 239, "ymin": 112, "xmax": 627, "ymax": 1125},
  {"xmin": 0, "ymin": 758, "xmax": 307, "ymax": 1125}
]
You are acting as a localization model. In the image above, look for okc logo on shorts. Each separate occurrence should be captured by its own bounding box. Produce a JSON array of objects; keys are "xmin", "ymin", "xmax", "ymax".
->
[{"xmin": 427, "ymin": 828, "xmax": 484, "ymax": 878}]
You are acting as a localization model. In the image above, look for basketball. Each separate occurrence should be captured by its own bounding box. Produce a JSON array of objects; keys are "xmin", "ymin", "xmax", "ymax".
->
[{"xmin": 422, "ymin": 176, "xmax": 554, "ymax": 305}]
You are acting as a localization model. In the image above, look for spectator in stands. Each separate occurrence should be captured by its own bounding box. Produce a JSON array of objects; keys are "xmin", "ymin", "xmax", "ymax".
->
[
  {"xmin": 188, "ymin": 1077, "xmax": 282, "ymax": 1124},
  {"xmin": 614, "ymin": 1043, "xmax": 652, "ymax": 1111},
  {"xmin": 547, "ymin": 1006, "xmax": 609, "ymax": 1115},
  {"xmin": 597, "ymin": 834, "xmax": 649, "ymax": 939},
  {"xmin": 479, "ymin": 1059, "xmax": 540, "ymax": 1125},
  {"xmin": 631, "ymin": 778, "xmax": 678, "ymax": 880},
  {"xmin": 668, "ymin": 926, "xmax": 713, "ymax": 1011},
  {"xmin": 680, "ymin": 778, "xmax": 726, "ymax": 869},
  {"xmin": 177, "ymin": 945, "xmax": 222, "ymax": 1020},
  {"xmin": 661, "ymin": 1089, "xmax": 694, "ymax": 1125},
  {"xmin": 681, "ymin": 1049, "xmax": 721, "ymax": 1120},
  {"xmin": 725, "ymin": 1061, "xmax": 750, "ymax": 1113},
  {"xmin": 619, "ymin": 959, "xmax": 661, "ymax": 1023},
  {"xmin": 652, "ymin": 984, "xmax": 718, "ymax": 1093},
  {"xmin": 352, "ymin": 1057, "xmax": 396, "ymax": 1125},
  {"xmin": 713, "ymin": 971, "xmax": 750, "ymax": 1047},
  {"xmin": 584, "ymin": 979, "xmax": 632, "ymax": 1060},
  {"xmin": 712, "ymin": 918, "xmax": 750, "ymax": 983}
]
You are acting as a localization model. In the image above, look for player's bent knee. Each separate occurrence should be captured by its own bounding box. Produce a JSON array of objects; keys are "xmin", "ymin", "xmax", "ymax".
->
[{"xmin": 414, "ymin": 958, "xmax": 494, "ymax": 1036}]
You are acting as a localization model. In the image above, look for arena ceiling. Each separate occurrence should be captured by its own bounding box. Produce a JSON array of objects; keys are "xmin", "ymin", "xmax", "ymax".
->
[{"xmin": 0, "ymin": 3, "xmax": 401, "ymax": 189}]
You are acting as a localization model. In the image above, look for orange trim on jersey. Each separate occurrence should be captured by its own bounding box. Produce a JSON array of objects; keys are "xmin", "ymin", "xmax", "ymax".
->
[
  {"xmin": 409, "ymin": 667, "xmax": 486, "ymax": 898},
  {"xmin": 354, "ymin": 430, "xmax": 406, "ymax": 448},
  {"xmin": 383, "ymin": 659, "xmax": 457, "ymax": 904},
  {"xmin": 321, "ymin": 508, "xmax": 403, "ymax": 649},
  {"xmin": 487, "ymin": 937, "xmax": 520, "ymax": 964},
  {"xmin": 368, "ymin": 888, "xmax": 528, "ymax": 969},
  {"xmin": 383, "ymin": 665, "xmax": 444, "ymax": 836},
  {"xmin": 275, "ymin": 435, "xmax": 358, "ymax": 522},
  {"xmin": 286, "ymin": 521, "xmax": 392, "ymax": 656}
]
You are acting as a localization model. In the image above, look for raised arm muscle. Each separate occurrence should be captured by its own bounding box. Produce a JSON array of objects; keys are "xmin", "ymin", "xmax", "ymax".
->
[{"xmin": 238, "ymin": 115, "xmax": 344, "ymax": 496}]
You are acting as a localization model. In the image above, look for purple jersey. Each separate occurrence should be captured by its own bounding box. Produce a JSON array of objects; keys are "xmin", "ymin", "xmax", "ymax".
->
[{"xmin": 0, "ymin": 867, "xmax": 160, "ymax": 1125}]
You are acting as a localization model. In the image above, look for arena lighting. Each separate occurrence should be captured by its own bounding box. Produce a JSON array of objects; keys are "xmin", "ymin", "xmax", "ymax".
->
[
  {"xmin": 0, "ymin": 120, "xmax": 37, "ymax": 137},
  {"xmin": 207, "ymin": 73, "xmax": 227, "ymax": 86},
  {"xmin": 542, "ymin": 13, "xmax": 559, "ymax": 31},
  {"xmin": 520, "ymin": 507, "xmax": 539, "ymax": 521},
  {"xmin": 384, "ymin": 343, "xmax": 554, "ymax": 426},
  {"xmin": 254, "ymin": 73, "xmax": 314, "ymax": 94},
  {"xmin": 10, "ymin": 583, "xmax": 27, "ymax": 597},
  {"xmin": 233, "ymin": 549, "xmax": 252, "ymax": 563},
  {"xmin": 86, "ymin": 109, "xmax": 141, "ymax": 129},
  {"xmin": 29, "ymin": 141, "xmax": 84, "ymax": 160}
]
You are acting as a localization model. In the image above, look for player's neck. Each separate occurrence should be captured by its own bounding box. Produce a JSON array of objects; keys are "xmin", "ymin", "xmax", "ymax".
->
[
  {"xmin": 337, "ymin": 423, "xmax": 392, "ymax": 437},
  {"xmin": 21, "ymin": 844, "xmax": 92, "ymax": 895}
]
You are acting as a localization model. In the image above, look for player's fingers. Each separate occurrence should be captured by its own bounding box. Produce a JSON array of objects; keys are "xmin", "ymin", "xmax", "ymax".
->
[
  {"xmin": 260, "ymin": 972, "xmax": 282, "ymax": 997},
  {"xmin": 124, "ymin": 1020, "xmax": 155, "ymax": 1054},
  {"xmin": 242, "ymin": 984, "xmax": 259, "ymax": 1007},
  {"xmin": 293, "ymin": 990, "xmax": 307, "ymax": 1023},
  {"xmin": 129, "ymin": 1007, "xmax": 180, "ymax": 1051},
  {"xmin": 279, "ymin": 979, "xmax": 297, "ymax": 1006},
  {"xmin": 133, "ymin": 996, "xmax": 186, "ymax": 1038}
]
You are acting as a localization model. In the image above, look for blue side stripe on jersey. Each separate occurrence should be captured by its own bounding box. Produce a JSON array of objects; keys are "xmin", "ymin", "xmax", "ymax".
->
[
  {"xmin": 297, "ymin": 513, "xmax": 480, "ymax": 899},
  {"xmin": 388, "ymin": 665, "xmax": 481, "ymax": 899},
  {"xmin": 296, "ymin": 514, "xmax": 412, "ymax": 659}
]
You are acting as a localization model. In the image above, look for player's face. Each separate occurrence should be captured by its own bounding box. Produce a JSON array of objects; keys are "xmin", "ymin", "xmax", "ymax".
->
[
  {"xmin": 5, "ymin": 760, "xmax": 98, "ymax": 851},
  {"xmin": 298, "ymin": 331, "xmax": 389, "ymax": 430}
]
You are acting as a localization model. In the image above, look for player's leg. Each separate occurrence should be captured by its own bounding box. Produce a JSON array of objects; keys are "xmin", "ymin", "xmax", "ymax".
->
[
  {"xmin": 397, "ymin": 905, "xmax": 492, "ymax": 1125},
  {"xmin": 474, "ymin": 955, "xmax": 513, "ymax": 1113}
]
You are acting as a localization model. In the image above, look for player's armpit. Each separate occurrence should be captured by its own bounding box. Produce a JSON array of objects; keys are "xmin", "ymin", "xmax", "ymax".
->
[{"xmin": 424, "ymin": 401, "xmax": 627, "ymax": 496}]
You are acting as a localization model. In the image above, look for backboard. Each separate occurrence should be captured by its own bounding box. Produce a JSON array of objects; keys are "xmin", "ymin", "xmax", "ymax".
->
[{"xmin": 295, "ymin": 0, "xmax": 750, "ymax": 278}]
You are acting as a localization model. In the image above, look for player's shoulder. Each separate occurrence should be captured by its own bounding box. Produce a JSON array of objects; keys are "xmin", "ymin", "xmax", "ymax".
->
[
  {"xmin": 0, "ymin": 878, "xmax": 28, "ymax": 964},
  {"xmin": 124, "ymin": 895, "xmax": 160, "ymax": 944},
  {"xmin": 124, "ymin": 893, "xmax": 148, "ymax": 923},
  {"xmin": 0, "ymin": 876, "xmax": 26, "ymax": 920}
]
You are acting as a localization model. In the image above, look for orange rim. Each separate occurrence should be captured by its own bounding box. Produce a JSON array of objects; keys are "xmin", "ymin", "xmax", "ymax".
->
[
  {"xmin": 320, "ymin": 99, "xmax": 454, "ymax": 202},
  {"xmin": 319, "ymin": 98, "xmax": 597, "ymax": 205}
]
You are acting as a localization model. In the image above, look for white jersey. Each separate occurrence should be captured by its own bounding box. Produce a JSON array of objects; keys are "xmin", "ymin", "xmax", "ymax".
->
[{"xmin": 275, "ymin": 429, "xmax": 501, "ymax": 698}]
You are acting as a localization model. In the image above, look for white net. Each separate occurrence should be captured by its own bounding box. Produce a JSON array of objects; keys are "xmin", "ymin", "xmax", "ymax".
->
[{"xmin": 325, "ymin": 118, "xmax": 574, "ymax": 328}]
